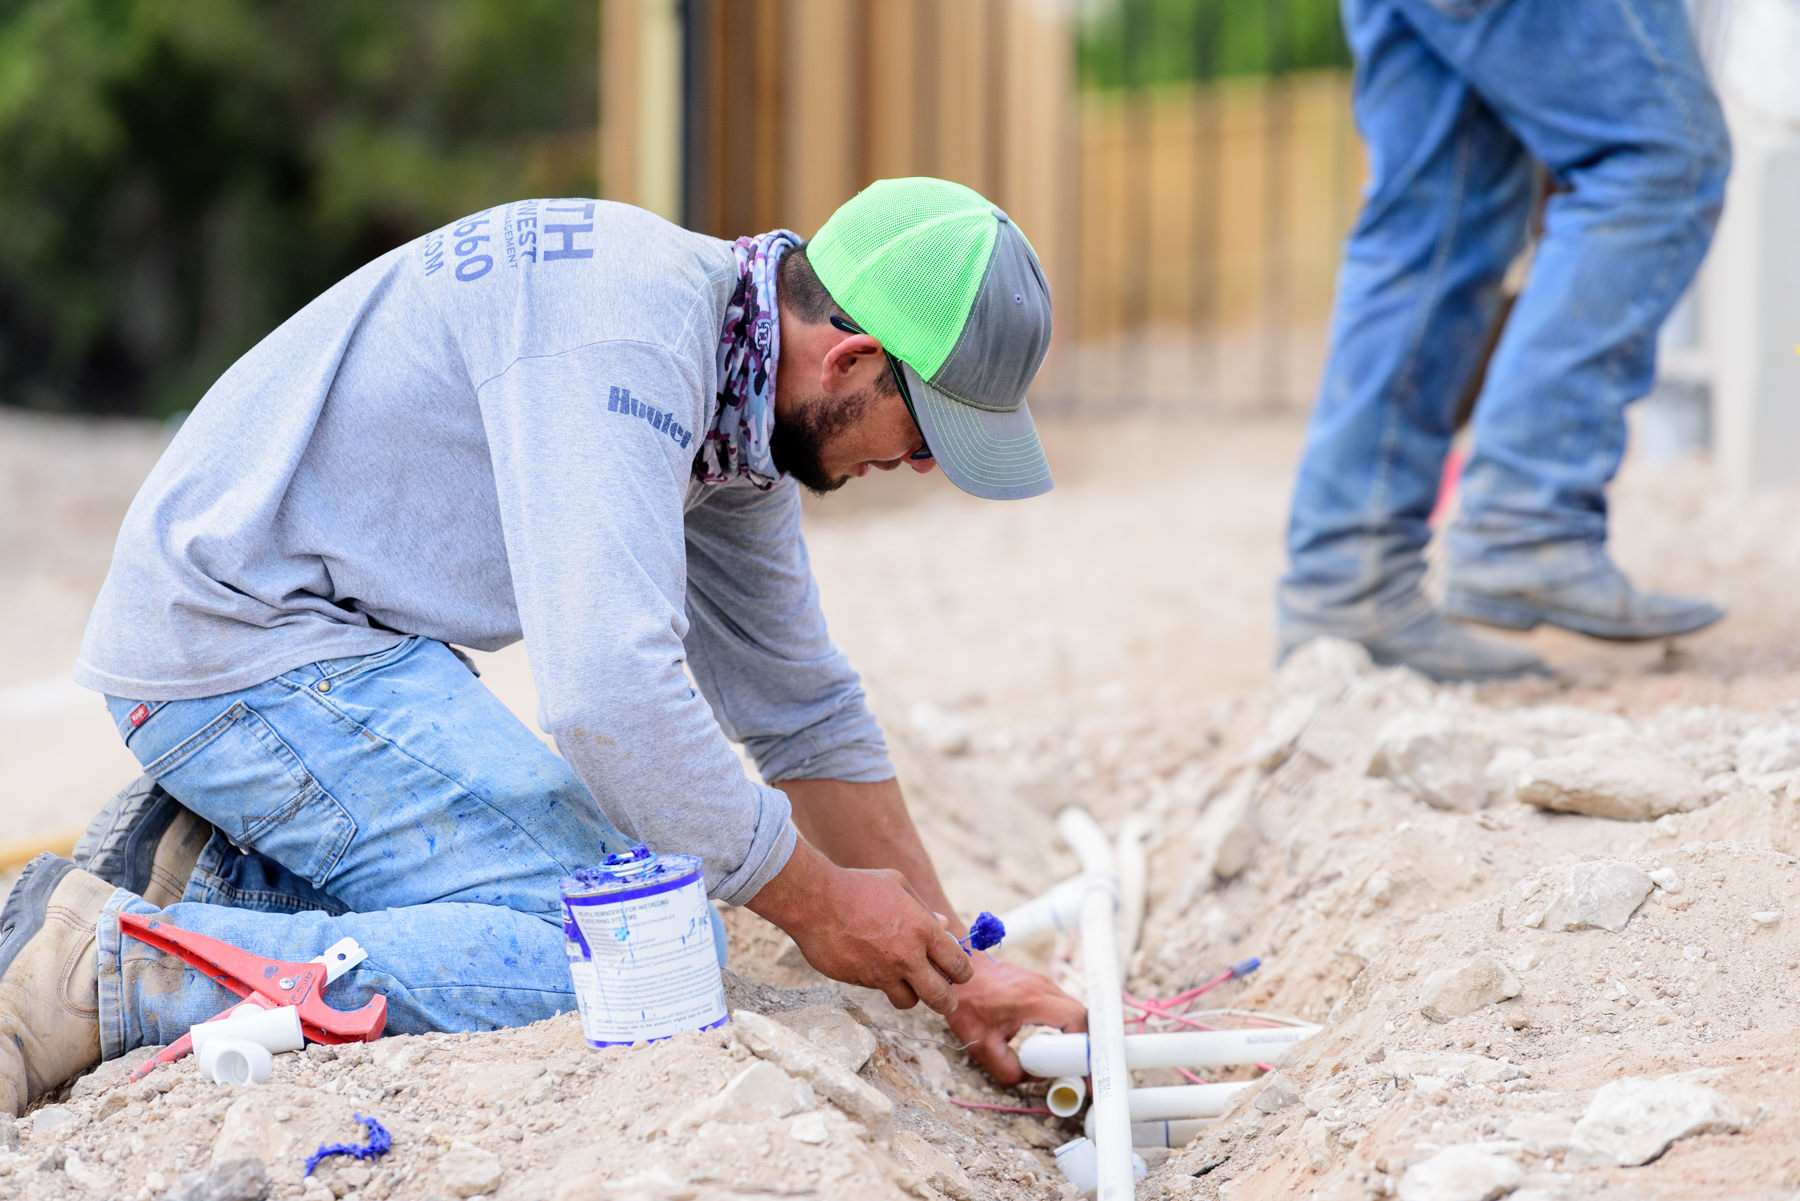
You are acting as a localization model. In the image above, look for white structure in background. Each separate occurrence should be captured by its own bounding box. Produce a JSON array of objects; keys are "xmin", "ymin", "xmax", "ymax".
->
[{"xmin": 1700, "ymin": 0, "xmax": 1800, "ymax": 488}]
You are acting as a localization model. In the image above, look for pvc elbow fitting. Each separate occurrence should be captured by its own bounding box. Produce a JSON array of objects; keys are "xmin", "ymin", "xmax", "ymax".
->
[{"xmin": 190, "ymin": 1004, "xmax": 303, "ymax": 1086}]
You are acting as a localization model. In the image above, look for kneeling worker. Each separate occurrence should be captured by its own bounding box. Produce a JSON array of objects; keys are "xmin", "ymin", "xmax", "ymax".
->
[{"xmin": 0, "ymin": 177, "xmax": 1083, "ymax": 1116}]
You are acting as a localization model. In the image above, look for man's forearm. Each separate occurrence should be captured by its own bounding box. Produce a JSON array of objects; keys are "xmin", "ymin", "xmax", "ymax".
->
[{"xmin": 772, "ymin": 776, "xmax": 964, "ymax": 935}]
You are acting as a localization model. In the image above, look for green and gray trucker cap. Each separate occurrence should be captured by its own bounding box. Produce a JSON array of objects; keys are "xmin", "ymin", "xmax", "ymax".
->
[{"xmin": 808, "ymin": 177, "xmax": 1054, "ymax": 500}]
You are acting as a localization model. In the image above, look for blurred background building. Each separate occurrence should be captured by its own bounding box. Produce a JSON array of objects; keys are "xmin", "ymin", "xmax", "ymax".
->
[{"xmin": 1, "ymin": 0, "xmax": 1794, "ymax": 482}]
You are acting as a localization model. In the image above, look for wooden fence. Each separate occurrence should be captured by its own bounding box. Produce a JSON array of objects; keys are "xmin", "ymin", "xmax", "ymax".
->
[{"xmin": 600, "ymin": 0, "xmax": 1365, "ymax": 413}]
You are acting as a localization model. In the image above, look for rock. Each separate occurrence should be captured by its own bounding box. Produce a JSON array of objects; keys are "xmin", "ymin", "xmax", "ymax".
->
[
  {"xmin": 1648, "ymin": 868, "xmax": 1683, "ymax": 894},
  {"xmin": 674, "ymin": 1061, "xmax": 815, "ymax": 1129},
  {"xmin": 29, "ymin": 1105, "xmax": 78, "ymax": 1138},
  {"xmin": 1249, "ymin": 695, "xmax": 1319, "ymax": 772},
  {"xmin": 1369, "ymin": 712, "xmax": 1496, "ymax": 810},
  {"xmin": 94, "ymin": 1091, "xmax": 129, "ymax": 1122},
  {"xmin": 1503, "ymin": 1115, "xmax": 1575, "ymax": 1155},
  {"xmin": 570, "ymin": 1167, "xmax": 697, "ymax": 1201},
  {"xmin": 1543, "ymin": 861, "xmax": 1654, "ymax": 933},
  {"xmin": 210, "ymin": 1094, "xmax": 307, "ymax": 1167},
  {"xmin": 69, "ymin": 1048, "xmax": 156, "ymax": 1098},
  {"xmin": 1274, "ymin": 637, "xmax": 1372, "ymax": 701},
  {"xmin": 1253, "ymin": 1075, "xmax": 1301, "ymax": 1113},
  {"xmin": 893, "ymin": 1131, "xmax": 975, "ymax": 1200},
  {"xmin": 339, "ymin": 1164, "xmax": 371, "ymax": 1188},
  {"xmin": 1513, "ymin": 736, "xmax": 1707, "ymax": 820},
  {"xmin": 1388, "ymin": 1052, "xmax": 1523, "ymax": 1083},
  {"xmin": 1397, "ymin": 1146, "xmax": 1522, "ymax": 1201},
  {"xmin": 768, "ymin": 1006, "xmax": 877, "ymax": 1074},
  {"xmin": 62, "ymin": 1150, "xmax": 114, "ymax": 1192},
  {"xmin": 0, "ymin": 1115, "xmax": 17, "ymax": 1150},
  {"xmin": 1738, "ymin": 725, "xmax": 1800, "ymax": 776},
  {"xmin": 730, "ymin": 1010, "xmax": 893, "ymax": 1138},
  {"xmin": 1751, "ymin": 910, "xmax": 1783, "ymax": 927},
  {"xmin": 166, "ymin": 1157, "xmax": 272, "ymax": 1201},
  {"xmin": 788, "ymin": 1112, "xmax": 830, "ymax": 1145},
  {"xmin": 1192, "ymin": 776, "xmax": 1259, "ymax": 883},
  {"xmin": 438, "ymin": 1141, "xmax": 503, "ymax": 1198},
  {"xmin": 1420, "ymin": 955, "xmax": 1522, "ymax": 1022},
  {"xmin": 1569, "ymin": 1076, "xmax": 1743, "ymax": 1166}
]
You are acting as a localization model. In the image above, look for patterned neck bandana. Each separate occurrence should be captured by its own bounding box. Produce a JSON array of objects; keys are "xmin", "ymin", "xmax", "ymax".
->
[{"xmin": 698, "ymin": 229, "xmax": 803, "ymax": 490}]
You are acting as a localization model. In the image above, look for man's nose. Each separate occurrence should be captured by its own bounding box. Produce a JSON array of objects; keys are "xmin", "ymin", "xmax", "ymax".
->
[{"xmin": 907, "ymin": 457, "xmax": 936, "ymax": 475}]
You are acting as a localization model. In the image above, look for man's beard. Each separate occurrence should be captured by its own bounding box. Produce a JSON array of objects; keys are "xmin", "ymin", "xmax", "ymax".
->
[{"xmin": 769, "ymin": 387, "xmax": 877, "ymax": 496}]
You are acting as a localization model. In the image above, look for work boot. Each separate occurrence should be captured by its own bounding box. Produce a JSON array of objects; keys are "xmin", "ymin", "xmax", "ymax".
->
[
  {"xmin": 1444, "ymin": 558, "xmax": 1725, "ymax": 642},
  {"xmin": 0, "ymin": 855, "xmax": 114, "ymax": 1116},
  {"xmin": 72, "ymin": 776, "xmax": 211, "ymax": 909},
  {"xmin": 1281, "ymin": 611, "xmax": 1551, "ymax": 684}
]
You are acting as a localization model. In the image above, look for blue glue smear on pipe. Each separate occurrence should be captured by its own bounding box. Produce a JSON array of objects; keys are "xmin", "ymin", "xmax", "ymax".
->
[
  {"xmin": 304, "ymin": 1113, "xmax": 392, "ymax": 1176},
  {"xmin": 960, "ymin": 911, "xmax": 1005, "ymax": 954}
]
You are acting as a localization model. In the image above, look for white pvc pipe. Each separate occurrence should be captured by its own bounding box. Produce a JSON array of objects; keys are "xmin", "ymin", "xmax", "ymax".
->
[
  {"xmin": 1086, "ymin": 1113, "xmax": 1213, "ymax": 1149},
  {"xmin": 1056, "ymin": 807, "xmax": 1133, "ymax": 1201},
  {"xmin": 1018, "ymin": 1025, "xmax": 1322, "ymax": 1079},
  {"xmin": 1126, "ymin": 1082, "xmax": 1253, "ymax": 1122},
  {"xmin": 996, "ymin": 874, "xmax": 1087, "ymax": 941},
  {"xmin": 1115, "ymin": 817, "xmax": 1149, "ymax": 973},
  {"xmin": 1046, "ymin": 1076, "xmax": 1087, "ymax": 1118},
  {"xmin": 190, "ymin": 1005, "xmax": 303, "ymax": 1059}
]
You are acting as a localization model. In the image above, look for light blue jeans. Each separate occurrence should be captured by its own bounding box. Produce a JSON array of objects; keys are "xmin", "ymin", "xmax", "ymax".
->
[
  {"xmin": 1279, "ymin": 0, "xmax": 1730, "ymax": 640},
  {"xmin": 96, "ymin": 636, "xmax": 723, "ymax": 1060}
]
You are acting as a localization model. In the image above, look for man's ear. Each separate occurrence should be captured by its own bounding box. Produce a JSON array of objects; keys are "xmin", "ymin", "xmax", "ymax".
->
[{"xmin": 819, "ymin": 332, "xmax": 885, "ymax": 395}]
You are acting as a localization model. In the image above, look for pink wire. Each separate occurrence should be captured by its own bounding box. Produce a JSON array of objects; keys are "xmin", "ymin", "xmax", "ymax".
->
[
  {"xmin": 1175, "ymin": 1067, "xmax": 1208, "ymax": 1085},
  {"xmin": 950, "ymin": 1099, "xmax": 1055, "ymax": 1116}
]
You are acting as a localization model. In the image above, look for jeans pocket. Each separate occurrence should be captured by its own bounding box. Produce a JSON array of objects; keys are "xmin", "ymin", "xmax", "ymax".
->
[{"xmin": 143, "ymin": 702, "xmax": 358, "ymax": 889}]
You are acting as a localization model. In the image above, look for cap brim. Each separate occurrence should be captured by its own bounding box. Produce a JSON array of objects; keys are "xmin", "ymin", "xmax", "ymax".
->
[{"xmin": 901, "ymin": 362, "xmax": 1054, "ymax": 501}]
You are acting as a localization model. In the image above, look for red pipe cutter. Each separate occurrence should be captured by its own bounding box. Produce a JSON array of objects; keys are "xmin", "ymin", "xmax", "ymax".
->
[{"xmin": 118, "ymin": 912, "xmax": 387, "ymax": 1081}]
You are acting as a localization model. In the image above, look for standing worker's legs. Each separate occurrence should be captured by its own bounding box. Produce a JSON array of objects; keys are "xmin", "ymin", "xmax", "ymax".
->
[
  {"xmin": 1279, "ymin": 0, "xmax": 1544, "ymax": 679},
  {"xmin": 1398, "ymin": 0, "xmax": 1731, "ymax": 638}
]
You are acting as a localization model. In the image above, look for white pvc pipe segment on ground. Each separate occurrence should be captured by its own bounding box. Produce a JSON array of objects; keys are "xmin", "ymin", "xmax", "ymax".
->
[
  {"xmin": 1087, "ymin": 1112, "xmax": 1215, "ymax": 1149},
  {"xmin": 1056, "ymin": 807, "xmax": 1134, "ymax": 1201},
  {"xmin": 1115, "ymin": 817, "xmax": 1149, "ymax": 973},
  {"xmin": 1018, "ymin": 1024, "xmax": 1322, "ymax": 1079},
  {"xmin": 1126, "ymin": 1082, "xmax": 1254, "ymax": 1122}
]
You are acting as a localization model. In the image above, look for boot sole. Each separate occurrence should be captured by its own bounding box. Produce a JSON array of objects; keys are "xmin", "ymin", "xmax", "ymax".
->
[
  {"xmin": 1444, "ymin": 588, "xmax": 1726, "ymax": 643},
  {"xmin": 72, "ymin": 777, "xmax": 205, "ymax": 906},
  {"xmin": 0, "ymin": 855, "xmax": 75, "ymax": 979},
  {"xmin": 1365, "ymin": 645, "xmax": 1552, "ymax": 684}
]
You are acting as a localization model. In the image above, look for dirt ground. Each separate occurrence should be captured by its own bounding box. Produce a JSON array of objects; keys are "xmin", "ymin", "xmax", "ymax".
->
[{"xmin": 4, "ymin": 403, "xmax": 1800, "ymax": 1201}]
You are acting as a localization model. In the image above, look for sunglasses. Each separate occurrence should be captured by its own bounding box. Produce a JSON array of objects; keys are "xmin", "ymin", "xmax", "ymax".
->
[{"xmin": 829, "ymin": 315, "xmax": 934, "ymax": 462}]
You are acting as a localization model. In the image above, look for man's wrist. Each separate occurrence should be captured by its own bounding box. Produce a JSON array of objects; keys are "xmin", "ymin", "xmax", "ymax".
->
[{"xmin": 744, "ymin": 835, "xmax": 835, "ymax": 932}]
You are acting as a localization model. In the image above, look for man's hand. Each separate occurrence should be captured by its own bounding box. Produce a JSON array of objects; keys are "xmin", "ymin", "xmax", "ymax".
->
[
  {"xmin": 747, "ymin": 839, "xmax": 973, "ymax": 1014},
  {"xmin": 944, "ymin": 955, "xmax": 1087, "ymax": 1085}
]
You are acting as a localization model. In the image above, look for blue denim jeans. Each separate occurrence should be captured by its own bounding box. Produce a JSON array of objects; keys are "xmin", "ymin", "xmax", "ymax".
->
[
  {"xmin": 94, "ymin": 637, "xmax": 723, "ymax": 1060},
  {"xmin": 1279, "ymin": 0, "xmax": 1730, "ymax": 640}
]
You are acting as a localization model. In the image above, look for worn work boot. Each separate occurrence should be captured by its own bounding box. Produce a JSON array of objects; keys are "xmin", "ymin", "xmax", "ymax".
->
[
  {"xmin": 1444, "ymin": 558, "xmax": 1725, "ymax": 642},
  {"xmin": 1282, "ymin": 611, "xmax": 1551, "ymax": 684},
  {"xmin": 72, "ymin": 776, "xmax": 211, "ymax": 909},
  {"xmin": 0, "ymin": 855, "xmax": 115, "ymax": 1116}
]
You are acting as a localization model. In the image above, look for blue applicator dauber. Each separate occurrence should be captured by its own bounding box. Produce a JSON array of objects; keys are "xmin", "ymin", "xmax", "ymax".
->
[{"xmin": 959, "ymin": 911, "xmax": 1006, "ymax": 956}]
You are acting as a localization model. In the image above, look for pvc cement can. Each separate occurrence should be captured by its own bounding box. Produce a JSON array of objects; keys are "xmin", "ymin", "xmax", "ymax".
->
[{"xmin": 561, "ymin": 845, "xmax": 728, "ymax": 1047}]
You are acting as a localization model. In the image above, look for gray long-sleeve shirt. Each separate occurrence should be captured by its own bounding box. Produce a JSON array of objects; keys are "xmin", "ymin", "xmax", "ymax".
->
[{"xmin": 75, "ymin": 199, "xmax": 893, "ymax": 905}]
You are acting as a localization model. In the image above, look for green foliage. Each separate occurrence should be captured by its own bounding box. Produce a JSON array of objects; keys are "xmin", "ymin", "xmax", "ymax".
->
[
  {"xmin": 1077, "ymin": 0, "xmax": 1350, "ymax": 89},
  {"xmin": 0, "ymin": 0, "xmax": 597, "ymax": 416}
]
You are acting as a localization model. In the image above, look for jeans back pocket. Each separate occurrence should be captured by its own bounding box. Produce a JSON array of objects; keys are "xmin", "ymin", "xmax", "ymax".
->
[{"xmin": 144, "ymin": 702, "xmax": 358, "ymax": 889}]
